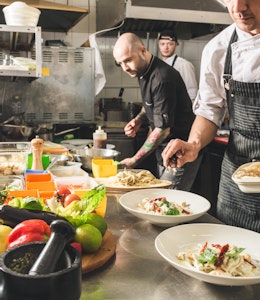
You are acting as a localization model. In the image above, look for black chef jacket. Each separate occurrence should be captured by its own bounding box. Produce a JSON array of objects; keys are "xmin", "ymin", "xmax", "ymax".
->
[{"xmin": 138, "ymin": 56, "xmax": 194, "ymax": 143}]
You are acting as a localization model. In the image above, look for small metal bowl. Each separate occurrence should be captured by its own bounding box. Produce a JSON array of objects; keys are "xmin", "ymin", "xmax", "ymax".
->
[{"xmin": 73, "ymin": 148, "xmax": 120, "ymax": 171}]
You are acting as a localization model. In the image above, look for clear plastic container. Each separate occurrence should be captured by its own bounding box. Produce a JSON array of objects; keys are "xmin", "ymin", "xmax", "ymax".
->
[{"xmin": 0, "ymin": 142, "xmax": 30, "ymax": 175}]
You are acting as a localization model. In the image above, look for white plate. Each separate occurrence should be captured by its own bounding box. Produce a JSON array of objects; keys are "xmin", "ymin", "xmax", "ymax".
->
[
  {"xmin": 232, "ymin": 162, "xmax": 260, "ymax": 193},
  {"xmin": 155, "ymin": 224, "xmax": 260, "ymax": 286},
  {"xmin": 119, "ymin": 189, "xmax": 210, "ymax": 226},
  {"xmin": 97, "ymin": 177, "xmax": 172, "ymax": 192}
]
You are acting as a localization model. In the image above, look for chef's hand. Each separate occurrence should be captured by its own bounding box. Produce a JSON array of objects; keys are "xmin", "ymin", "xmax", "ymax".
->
[
  {"xmin": 120, "ymin": 157, "xmax": 137, "ymax": 168},
  {"xmin": 124, "ymin": 118, "xmax": 141, "ymax": 137},
  {"xmin": 162, "ymin": 139, "xmax": 199, "ymax": 168}
]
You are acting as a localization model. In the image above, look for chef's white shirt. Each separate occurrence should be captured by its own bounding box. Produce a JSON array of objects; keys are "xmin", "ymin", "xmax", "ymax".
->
[
  {"xmin": 165, "ymin": 55, "xmax": 198, "ymax": 100},
  {"xmin": 194, "ymin": 23, "xmax": 260, "ymax": 127}
]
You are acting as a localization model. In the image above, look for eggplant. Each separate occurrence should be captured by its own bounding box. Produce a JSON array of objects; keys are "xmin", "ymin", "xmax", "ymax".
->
[{"xmin": 0, "ymin": 205, "xmax": 68, "ymax": 227}]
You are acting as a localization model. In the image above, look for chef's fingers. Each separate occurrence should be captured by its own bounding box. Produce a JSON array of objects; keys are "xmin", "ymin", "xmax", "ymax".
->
[{"xmin": 162, "ymin": 139, "xmax": 182, "ymax": 166}]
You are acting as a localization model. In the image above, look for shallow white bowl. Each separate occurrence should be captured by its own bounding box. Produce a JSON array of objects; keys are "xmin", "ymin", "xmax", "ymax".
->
[
  {"xmin": 155, "ymin": 223, "xmax": 260, "ymax": 286},
  {"xmin": 119, "ymin": 189, "xmax": 211, "ymax": 227},
  {"xmin": 232, "ymin": 162, "xmax": 260, "ymax": 193},
  {"xmin": 3, "ymin": 1, "xmax": 41, "ymax": 26},
  {"xmin": 49, "ymin": 162, "xmax": 82, "ymax": 177}
]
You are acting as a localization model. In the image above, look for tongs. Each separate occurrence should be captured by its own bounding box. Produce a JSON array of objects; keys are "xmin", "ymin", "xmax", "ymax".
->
[{"xmin": 166, "ymin": 151, "xmax": 184, "ymax": 176}]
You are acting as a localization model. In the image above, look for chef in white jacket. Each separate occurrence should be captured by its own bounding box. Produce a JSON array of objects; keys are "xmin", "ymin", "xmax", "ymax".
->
[
  {"xmin": 158, "ymin": 30, "xmax": 198, "ymax": 102},
  {"xmin": 162, "ymin": 0, "xmax": 260, "ymax": 233}
]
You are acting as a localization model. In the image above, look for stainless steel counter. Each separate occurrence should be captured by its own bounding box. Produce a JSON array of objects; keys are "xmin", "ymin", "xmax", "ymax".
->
[{"xmin": 80, "ymin": 193, "xmax": 260, "ymax": 300}]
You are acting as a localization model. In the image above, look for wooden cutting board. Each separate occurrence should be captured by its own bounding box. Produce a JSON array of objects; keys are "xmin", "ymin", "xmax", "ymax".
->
[{"xmin": 81, "ymin": 230, "xmax": 116, "ymax": 273}]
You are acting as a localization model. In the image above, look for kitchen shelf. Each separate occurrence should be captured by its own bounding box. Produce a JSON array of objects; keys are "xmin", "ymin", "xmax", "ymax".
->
[{"xmin": 0, "ymin": 24, "xmax": 42, "ymax": 79}]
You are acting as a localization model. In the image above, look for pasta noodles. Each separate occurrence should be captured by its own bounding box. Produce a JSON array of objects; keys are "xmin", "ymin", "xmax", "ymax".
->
[
  {"xmin": 138, "ymin": 197, "xmax": 190, "ymax": 215},
  {"xmin": 177, "ymin": 242, "xmax": 259, "ymax": 277},
  {"xmin": 112, "ymin": 169, "xmax": 162, "ymax": 186},
  {"xmin": 235, "ymin": 162, "xmax": 260, "ymax": 178}
]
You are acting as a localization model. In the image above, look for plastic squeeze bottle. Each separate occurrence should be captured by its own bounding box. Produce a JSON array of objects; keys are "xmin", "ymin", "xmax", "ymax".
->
[{"xmin": 93, "ymin": 126, "xmax": 107, "ymax": 148}]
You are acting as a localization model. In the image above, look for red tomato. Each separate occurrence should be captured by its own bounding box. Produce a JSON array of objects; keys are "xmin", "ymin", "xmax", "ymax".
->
[
  {"xmin": 53, "ymin": 187, "xmax": 71, "ymax": 204},
  {"xmin": 64, "ymin": 194, "xmax": 81, "ymax": 207},
  {"xmin": 70, "ymin": 242, "xmax": 82, "ymax": 254}
]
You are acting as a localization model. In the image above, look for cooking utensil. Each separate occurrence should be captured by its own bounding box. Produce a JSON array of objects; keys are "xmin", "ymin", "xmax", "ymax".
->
[
  {"xmin": 44, "ymin": 156, "xmax": 58, "ymax": 172},
  {"xmin": 0, "ymin": 220, "xmax": 81, "ymax": 300},
  {"xmin": 29, "ymin": 220, "xmax": 75, "ymax": 275}
]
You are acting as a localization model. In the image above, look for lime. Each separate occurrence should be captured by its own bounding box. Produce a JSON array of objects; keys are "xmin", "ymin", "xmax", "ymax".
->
[
  {"xmin": 85, "ymin": 213, "xmax": 107, "ymax": 236},
  {"xmin": 75, "ymin": 224, "xmax": 102, "ymax": 253}
]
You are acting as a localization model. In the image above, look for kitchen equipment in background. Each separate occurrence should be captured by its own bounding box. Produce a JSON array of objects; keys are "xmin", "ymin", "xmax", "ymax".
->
[
  {"xmin": 99, "ymin": 98, "xmax": 127, "ymax": 121},
  {"xmin": 127, "ymin": 102, "xmax": 142, "ymax": 121},
  {"xmin": 60, "ymin": 139, "xmax": 115, "ymax": 151}
]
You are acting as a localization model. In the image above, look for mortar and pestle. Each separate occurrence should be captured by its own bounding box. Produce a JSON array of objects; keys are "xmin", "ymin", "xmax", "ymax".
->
[{"xmin": 0, "ymin": 220, "xmax": 82, "ymax": 300}]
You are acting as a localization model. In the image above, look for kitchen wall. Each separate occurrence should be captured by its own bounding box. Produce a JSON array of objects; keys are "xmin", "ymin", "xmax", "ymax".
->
[{"xmin": 42, "ymin": 0, "xmax": 209, "ymax": 111}]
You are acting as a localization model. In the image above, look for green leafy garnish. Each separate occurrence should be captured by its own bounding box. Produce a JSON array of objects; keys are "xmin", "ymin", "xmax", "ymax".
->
[
  {"xmin": 198, "ymin": 248, "xmax": 217, "ymax": 264},
  {"xmin": 8, "ymin": 197, "xmax": 44, "ymax": 211},
  {"xmin": 227, "ymin": 247, "xmax": 245, "ymax": 257},
  {"xmin": 166, "ymin": 208, "xmax": 180, "ymax": 215}
]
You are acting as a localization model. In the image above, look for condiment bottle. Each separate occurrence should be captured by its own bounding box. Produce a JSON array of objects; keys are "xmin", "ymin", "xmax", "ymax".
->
[
  {"xmin": 93, "ymin": 126, "xmax": 107, "ymax": 149},
  {"xmin": 31, "ymin": 135, "xmax": 44, "ymax": 170}
]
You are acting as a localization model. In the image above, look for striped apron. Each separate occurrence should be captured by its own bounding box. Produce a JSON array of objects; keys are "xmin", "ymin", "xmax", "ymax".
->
[{"xmin": 217, "ymin": 30, "xmax": 260, "ymax": 232}]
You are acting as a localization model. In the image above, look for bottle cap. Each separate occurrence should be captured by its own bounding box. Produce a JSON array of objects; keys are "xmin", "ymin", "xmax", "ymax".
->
[{"xmin": 95, "ymin": 126, "xmax": 105, "ymax": 133}]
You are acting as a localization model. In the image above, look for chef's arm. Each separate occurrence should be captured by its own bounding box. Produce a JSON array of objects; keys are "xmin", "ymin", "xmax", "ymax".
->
[
  {"xmin": 120, "ymin": 127, "xmax": 170, "ymax": 167},
  {"xmin": 188, "ymin": 116, "xmax": 218, "ymax": 151},
  {"xmin": 135, "ymin": 127, "xmax": 170, "ymax": 161}
]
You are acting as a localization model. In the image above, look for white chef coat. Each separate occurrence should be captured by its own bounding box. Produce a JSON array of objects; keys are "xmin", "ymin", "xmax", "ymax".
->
[
  {"xmin": 194, "ymin": 23, "xmax": 260, "ymax": 127},
  {"xmin": 165, "ymin": 55, "xmax": 198, "ymax": 100}
]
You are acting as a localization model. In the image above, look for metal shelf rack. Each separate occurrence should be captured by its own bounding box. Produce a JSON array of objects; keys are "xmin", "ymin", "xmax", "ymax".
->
[{"xmin": 0, "ymin": 24, "xmax": 42, "ymax": 79}]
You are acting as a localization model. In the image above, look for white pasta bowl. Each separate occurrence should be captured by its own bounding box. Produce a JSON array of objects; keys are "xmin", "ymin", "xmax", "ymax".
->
[
  {"xmin": 155, "ymin": 224, "xmax": 260, "ymax": 286},
  {"xmin": 119, "ymin": 189, "xmax": 211, "ymax": 227},
  {"xmin": 232, "ymin": 162, "xmax": 260, "ymax": 193}
]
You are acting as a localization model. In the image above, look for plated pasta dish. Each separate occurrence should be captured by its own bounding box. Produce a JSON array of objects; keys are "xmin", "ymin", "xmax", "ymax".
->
[
  {"xmin": 112, "ymin": 170, "xmax": 163, "ymax": 186},
  {"xmin": 177, "ymin": 242, "xmax": 259, "ymax": 277},
  {"xmin": 138, "ymin": 197, "xmax": 190, "ymax": 216}
]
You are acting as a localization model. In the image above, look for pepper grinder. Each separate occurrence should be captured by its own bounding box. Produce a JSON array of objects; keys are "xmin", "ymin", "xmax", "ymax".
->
[{"xmin": 31, "ymin": 135, "xmax": 44, "ymax": 170}]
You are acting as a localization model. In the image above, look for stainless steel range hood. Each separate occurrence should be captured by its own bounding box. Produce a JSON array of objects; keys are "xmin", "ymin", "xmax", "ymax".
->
[
  {"xmin": 0, "ymin": 0, "xmax": 89, "ymax": 32},
  {"xmin": 97, "ymin": 0, "xmax": 232, "ymax": 39}
]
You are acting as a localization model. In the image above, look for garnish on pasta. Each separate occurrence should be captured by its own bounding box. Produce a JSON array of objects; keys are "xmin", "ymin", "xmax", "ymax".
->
[
  {"xmin": 138, "ymin": 197, "xmax": 190, "ymax": 215},
  {"xmin": 177, "ymin": 242, "xmax": 259, "ymax": 277}
]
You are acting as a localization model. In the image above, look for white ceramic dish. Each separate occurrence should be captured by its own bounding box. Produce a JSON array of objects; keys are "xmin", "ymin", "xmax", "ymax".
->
[
  {"xmin": 49, "ymin": 162, "xmax": 82, "ymax": 177},
  {"xmin": 3, "ymin": 1, "xmax": 41, "ymax": 26},
  {"xmin": 232, "ymin": 162, "xmax": 260, "ymax": 193},
  {"xmin": 155, "ymin": 223, "xmax": 260, "ymax": 286},
  {"xmin": 119, "ymin": 189, "xmax": 211, "ymax": 227}
]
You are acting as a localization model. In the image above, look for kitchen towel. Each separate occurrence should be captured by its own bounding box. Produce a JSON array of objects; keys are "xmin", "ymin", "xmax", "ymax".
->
[{"xmin": 89, "ymin": 21, "xmax": 124, "ymax": 96}]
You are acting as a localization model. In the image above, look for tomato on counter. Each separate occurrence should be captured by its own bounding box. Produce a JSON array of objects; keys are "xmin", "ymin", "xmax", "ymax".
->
[
  {"xmin": 64, "ymin": 194, "xmax": 81, "ymax": 207},
  {"xmin": 53, "ymin": 187, "xmax": 71, "ymax": 204}
]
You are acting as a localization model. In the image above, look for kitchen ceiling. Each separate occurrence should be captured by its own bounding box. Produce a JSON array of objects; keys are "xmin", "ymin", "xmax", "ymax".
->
[{"xmin": 96, "ymin": 0, "xmax": 232, "ymax": 39}]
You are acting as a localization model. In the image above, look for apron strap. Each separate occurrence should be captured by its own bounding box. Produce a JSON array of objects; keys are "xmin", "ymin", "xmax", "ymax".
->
[
  {"xmin": 171, "ymin": 55, "xmax": 178, "ymax": 67},
  {"xmin": 223, "ymin": 30, "xmax": 238, "ymax": 91}
]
